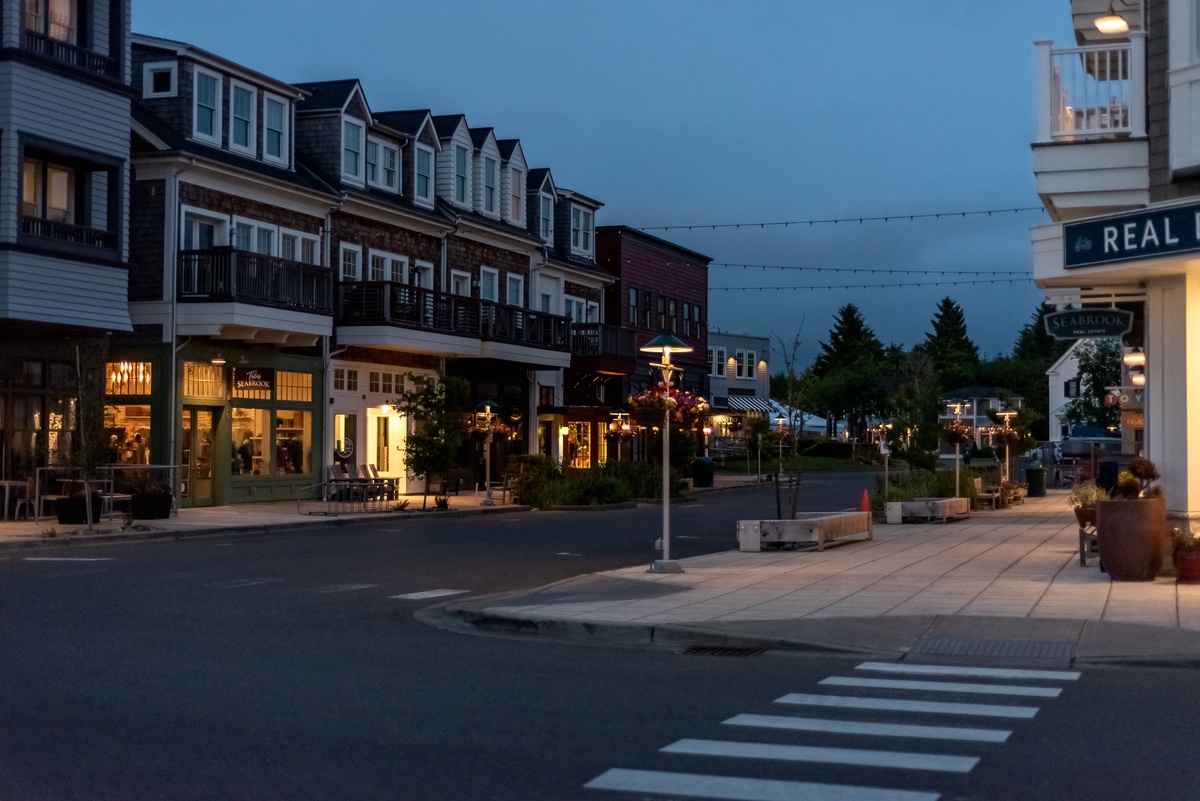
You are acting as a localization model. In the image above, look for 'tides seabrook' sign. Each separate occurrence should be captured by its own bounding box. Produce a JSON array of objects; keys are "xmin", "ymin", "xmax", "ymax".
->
[{"xmin": 1065, "ymin": 201, "xmax": 1200, "ymax": 269}]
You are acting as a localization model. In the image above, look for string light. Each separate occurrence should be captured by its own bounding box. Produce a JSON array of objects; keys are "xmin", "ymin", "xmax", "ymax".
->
[
  {"xmin": 637, "ymin": 206, "xmax": 1045, "ymax": 232},
  {"xmin": 711, "ymin": 262, "xmax": 1027, "ymax": 276},
  {"xmin": 710, "ymin": 277, "xmax": 1032, "ymax": 291}
]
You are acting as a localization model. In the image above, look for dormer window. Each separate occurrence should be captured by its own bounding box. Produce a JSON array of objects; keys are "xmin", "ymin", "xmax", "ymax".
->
[
  {"xmin": 263, "ymin": 94, "xmax": 289, "ymax": 165},
  {"xmin": 570, "ymin": 206, "xmax": 593, "ymax": 257},
  {"xmin": 342, "ymin": 118, "xmax": 365, "ymax": 182},
  {"xmin": 483, "ymin": 157, "xmax": 497, "ymax": 214},
  {"xmin": 539, "ymin": 194, "xmax": 554, "ymax": 242},
  {"xmin": 143, "ymin": 62, "xmax": 177, "ymax": 99},
  {"xmin": 510, "ymin": 169, "xmax": 523, "ymax": 223},
  {"xmin": 24, "ymin": 0, "xmax": 75, "ymax": 44},
  {"xmin": 454, "ymin": 145, "xmax": 469, "ymax": 205},
  {"xmin": 229, "ymin": 81, "xmax": 256, "ymax": 156},
  {"xmin": 193, "ymin": 67, "xmax": 222, "ymax": 145},
  {"xmin": 366, "ymin": 136, "xmax": 400, "ymax": 193},
  {"xmin": 415, "ymin": 145, "xmax": 434, "ymax": 204}
]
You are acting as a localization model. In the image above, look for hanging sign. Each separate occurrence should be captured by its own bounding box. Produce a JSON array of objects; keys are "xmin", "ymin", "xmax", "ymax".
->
[
  {"xmin": 231, "ymin": 367, "xmax": 275, "ymax": 393},
  {"xmin": 1043, "ymin": 309, "xmax": 1133, "ymax": 340},
  {"xmin": 1064, "ymin": 201, "xmax": 1200, "ymax": 268}
]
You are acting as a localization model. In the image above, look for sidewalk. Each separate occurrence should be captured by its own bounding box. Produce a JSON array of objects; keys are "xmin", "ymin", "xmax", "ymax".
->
[{"xmin": 432, "ymin": 489, "xmax": 1200, "ymax": 667}]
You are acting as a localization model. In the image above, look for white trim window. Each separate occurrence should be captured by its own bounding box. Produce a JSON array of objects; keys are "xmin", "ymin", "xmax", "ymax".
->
[
  {"xmin": 410, "ymin": 260, "xmax": 434, "ymax": 288},
  {"xmin": 233, "ymin": 217, "xmax": 276, "ymax": 255},
  {"xmin": 229, "ymin": 80, "xmax": 257, "ymax": 156},
  {"xmin": 142, "ymin": 61, "xmax": 177, "ymax": 98},
  {"xmin": 713, "ymin": 348, "xmax": 726, "ymax": 377},
  {"xmin": 281, "ymin": 229, "xmax": 320, "ymax": 265},
  {"xmin": 342, "ymin": 118, "xmax": 365, "ymax": 183},
  {"xmin": 368, "ymin": 250, "xmax": 407, "ymax": 282},
  {"xmin": 263, "ymin": 94, "xmax": 289, "ymax": 166},
  {"xmin": 193, "ymin": 67, "xmax": 222, "ymax": 145},
  {"xmin": 415, "ymin": 146, "xmax": 434, "ymax": 205},
  {"xmin": 509, "ymin": 168, "xmax": 523, "ymax": 224},
  {"xmin": 570, "ymin": 206, "xmax": 594, "ymax": 257},
  {"xmin": 539, "ymin": 194, "xmax": 554, "ymax": 242},
  {"xmin": 483, "ymin": 157, "xmax": 498, "ymax": 214},
  {"xmin": 340, "ymin": 242, "xmax": 362, "ymax": 282},
  {"xmin": 564, "ymin": 296, "xmax": 586, "ymax": 323},
  {"xmin": 479, "ymin": 266, "xmax": 498, "ymax": 302},
  {"xmin": 451, "ymin": 270, "xmax": 472, "ymax": 296},
  {"xmin": 181, "ymin": 206, "xmax": 227, "ymax": 250},
  {"xmin": 366, "ymin": 137, "xmax": 400, "ymax": 193},
  {"xmin": 454, "ymin": 145, "xmax": 469, "ymax": 205},
  {"xmin": 586, "ymin": 301, "xmax": 599, "ymax": 322},
  {"xmin": 506, "ymin": 274, "xmax": 524, "ymax": 307}
]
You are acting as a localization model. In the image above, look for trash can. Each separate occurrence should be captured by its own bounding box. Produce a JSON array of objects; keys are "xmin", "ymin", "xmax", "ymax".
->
[
  {"xmin": 691, "ymin": 456, "xmax": 715, "ymax": 488},
  {"xmin": 1025, "ymin": 466, "xmax": 1046, "ymax": 497},
  {"xmin": 1097, "ymin": 460, "xmax": 1120, "ymax": 495}
]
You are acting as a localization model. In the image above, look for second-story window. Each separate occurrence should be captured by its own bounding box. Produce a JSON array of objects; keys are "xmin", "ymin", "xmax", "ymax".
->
[
  {"xmin": 264, "ymin": 95, "xmax": 288, "ymax": 165},
  {"xmin": 366, "ymin": 138, "xmax": 399, "ymax": 192},
  {"xmin": 194, "ymin": 68, "xmax": 222, "ymax": 145},
  {"xmin": 479, "ymin": 267, "xmax": 498, "ymax": 301},
  {"xmin": 342, "ymin": 119, "xmax": 364, "ymax": 181},
  {"xmin": 24, "ymin": 0, "xmax": 75, "ymax": 43},
  {"xmin": 628, "ymin": 288, "xmax": 637, "ymax": 325},
  {"xmin": 415, "ymin": 146, "xmax": 434, "ymax": 203},
  {"xmin": 539, "ymin": 195, "xmax": 553, "ymax": 241},
  {"xmin": 454, "ymin": 146, "xmax": 469, "ymax": 204},
  {"xmin": 510, "ymin": 168, "xmax": 523, "ymax": 223},
  {"xmin": 484, "ymin": 157, "xmax": 497, "ymax": 213},
  {"xmin": 230, "ymin": 82, "xmax": 256, "ymax": 155},
  {"xmin": 22, "ymin": 157, "xmax": 73, "ymax": 223},
  {"xmin": 570, "ymin": 206, "xmax": 593, "ymax": 256},
  {"xmin": 340, "ymin": 243, "xmax": 362, "ymax": 281},
  {"xmin": 506, "ymin": 275, "xmax": 523, "ymax": 307}
]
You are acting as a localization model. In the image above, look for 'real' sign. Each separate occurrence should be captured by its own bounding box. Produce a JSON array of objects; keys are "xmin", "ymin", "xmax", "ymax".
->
[
  {"xmin": 231, "ymin": 367, "xmax": 274, "ymax": 393},
  {"xmin": 1064, "ymin": 201, "xmax": 1200, "ymax": 268},
  {"xmin": 1044, "ymin": 309, "xmax": 1133, "ymax": 340}
]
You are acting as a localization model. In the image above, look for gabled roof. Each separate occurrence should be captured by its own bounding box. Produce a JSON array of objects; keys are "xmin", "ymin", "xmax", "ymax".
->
[
  {"xmin": 132, "ymin": 33, "xmax": 307, "ymax": 99},
  {"xmin": 431, "ymin": 114, "xmax": 468, "ymax": 141},
  {"xmin": 528, "ymin": 168, "xmax": 556, "ymax": 196},
  {"xmin": 497, "ymin": 139, "xmax": 524, "ymax": 163},
  {"xmin": 375, "ymin": 109, "xmax": 435, "ymax": 139},
  {"xmin": 558, "ymin": 186, "xmax": 604, "ymax": 211},
  {"xmin": 294, "ymin": 79, "xmax": 364, "ymax": 115},
  {"xmin": 469, "ymin": 127, "xmax": 496, "ymax": 152},
  {"xmin": 1046, "ymin": 338, "xmax": 1084, "ymax": 376}
]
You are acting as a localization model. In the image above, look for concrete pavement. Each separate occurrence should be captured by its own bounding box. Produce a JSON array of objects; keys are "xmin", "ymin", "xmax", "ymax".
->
[{"xmin": 4, "ymin": 474, "xmax": 1199, "ymax": 666}]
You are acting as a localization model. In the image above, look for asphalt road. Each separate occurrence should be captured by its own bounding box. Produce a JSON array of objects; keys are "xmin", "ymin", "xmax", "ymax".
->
[{"xmin": 3, "ymin": 472, "xmax": 1196, "ymax": 800}]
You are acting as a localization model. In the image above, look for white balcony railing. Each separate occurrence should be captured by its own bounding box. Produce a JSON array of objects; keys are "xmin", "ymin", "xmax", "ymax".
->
[{"xmin": 1035, "ymin": 35, "xmax": 1146, "ymax": 143}]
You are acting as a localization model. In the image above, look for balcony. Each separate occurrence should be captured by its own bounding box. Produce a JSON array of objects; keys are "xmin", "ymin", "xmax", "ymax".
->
[
  {"xmin": 22, "ymin": 30, "xmax": 120, "ymax": 80},
  {"xmin": 1033, "ymin": 37, "xmax": 1148, "ymax": 222},
  {"xmin": 178, "ymin": 248, "xmax": 333, "ymax": 314},
  {"xmin": 569, "ymin": 323, "xmax": 637, "ymax": 375},
  {"xmin": 22, "ymin": 215, "xmax": 116, "ymax": 250},
  {"xmin": 337, "ymin": 282, "xmax": 571, "ymax": 363}
]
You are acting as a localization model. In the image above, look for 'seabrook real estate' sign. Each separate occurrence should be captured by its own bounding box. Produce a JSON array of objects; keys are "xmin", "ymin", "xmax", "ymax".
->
[
  {"xmin": 231, "ymin": 367, "xmax": 274, "ymax": 393},
  {"xmin": 1043, "ymin": 309, "xmax": 1133, "ymax": 340},
  {"xmin": 1064, "ymin": 201, "xmax": 1200, "ymax": 268}
]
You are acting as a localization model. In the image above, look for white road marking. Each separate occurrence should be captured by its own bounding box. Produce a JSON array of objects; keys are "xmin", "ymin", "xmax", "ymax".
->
[
  {"xmin": 23, "ymin": 557, "xmax": 115, "ymax": 562},
  {"xmin": 307, "ymin": 584, "xmax": 377, "ymax": 594},
  {"xmin": 855, "ymin": 662, "xmax": 1080, "ymax": 682},
  {"xmin": 207, "ymin": 578, "xmax": 281, "ymax": 588},
  {"xmin": 388, "ymin": 589, "xmax": 469, "ymax": 600},
  {"xmin": 724, "ymin": 713, "xmax": 1011, "ymax": 743},
  {"xmin": 661, "ymin": 738, "xmax": 978, "ymax": 773},
  {"xmin": 584, "ymin": 768, "xmax": 940, "ymax": 800},
  {"xmin": 776, "ymin": 693, "xmax": 1038, "ymax": 719},
  {"xmin": 556, "ymin": 552, "xmax": 583, "ymax": 556},
  {"xmin": 820, "ymin": 677, "xmax": 1061, "ymax": 698}
]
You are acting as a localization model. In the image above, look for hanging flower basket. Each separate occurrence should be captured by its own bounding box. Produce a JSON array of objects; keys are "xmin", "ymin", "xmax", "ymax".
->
[
  {"xmin": 993, "ymin": 427, "xmax": 1022, "ymax": 448},
  {"xmin": 942, "ymin": 420, "xmax": 973, "ymax": 446},
  {"xmin": 628, "ymin": 387, "xmax": 709, "ymax": 427}
]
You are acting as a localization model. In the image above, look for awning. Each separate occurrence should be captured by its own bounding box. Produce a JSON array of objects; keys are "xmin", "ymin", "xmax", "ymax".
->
[{"xmin": 724, "ymin": 396, "xmax": 776, "ymax": 413}]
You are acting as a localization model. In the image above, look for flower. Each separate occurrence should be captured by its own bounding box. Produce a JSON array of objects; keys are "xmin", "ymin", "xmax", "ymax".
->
[
  {"xmin": 628, "ymin": 386, "xmax": 709, "ymax": 426},
  {"xmin": 942, "ymin": 419, "xmax": 972, "ymax": 445},
  {"xmin": 992, "ymin": 427, "xmax": 1022, "ymax": 448}
]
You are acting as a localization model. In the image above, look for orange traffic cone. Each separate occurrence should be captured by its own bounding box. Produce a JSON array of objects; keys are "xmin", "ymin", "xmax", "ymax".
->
[{"xmin": 860, "ymin": 489, "xmax": 870, "ymax": 512}]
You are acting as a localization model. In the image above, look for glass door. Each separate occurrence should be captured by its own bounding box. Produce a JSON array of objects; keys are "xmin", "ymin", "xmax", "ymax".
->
[{"xmin": 180, "ymin": 406, "xmax": 216, "ymax": 507}]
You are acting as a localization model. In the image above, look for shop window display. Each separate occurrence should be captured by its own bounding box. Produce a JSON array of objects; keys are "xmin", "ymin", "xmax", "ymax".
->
[
  {"xmin": 104, "ymin": 405, "xmax": 151, "ymax": 464},
  {"xmin": 231, "ymin": 407, "xmax": 268, "ymax": 475}
]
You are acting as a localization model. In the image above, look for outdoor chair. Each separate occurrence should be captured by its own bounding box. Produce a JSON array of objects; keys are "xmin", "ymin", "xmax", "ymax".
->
[{"xmin": 973, "ymin": 477, "xmax": 1001, "ymax": 510}]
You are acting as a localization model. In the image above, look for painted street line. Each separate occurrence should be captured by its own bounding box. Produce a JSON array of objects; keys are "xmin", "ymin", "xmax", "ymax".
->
[
  {"xmin": 556, "ymin": 552, "xmax": 584, "ymax": 556},
  {"xmin": 776, "ymin": 693, "xmax": 1039, "ymax": 719},
  {"xmin": 820, "ymin": 677, "xmax": 1061, "ymax": 698},
  {"xmin": 307, "ymin": 584, "xmax": 377, "ymax": 594},
  {"xmin": 388, "ymin": 589, "xmax": 469, "ymax": 600},
  {"xmin": 207, "ymin": 578, "xmax": 281, "ymax": 589},
  {"xmin": 855, "ymin": 662, "xmax": 1080, "ymax": 682},
  {"xmin": 724, "ymin": 713, "xmax": 1011, "ymax": 743},
  {"xmin": 660, "ymin": 738, "xmax": 978, "ymax": 773},
  {"xmin": 584, "ymin": 768, "xmax": 940, "ymax": 801},
  {"xmin": 23, "ymin": 557, "xmax": 116, "ymax": 562}
]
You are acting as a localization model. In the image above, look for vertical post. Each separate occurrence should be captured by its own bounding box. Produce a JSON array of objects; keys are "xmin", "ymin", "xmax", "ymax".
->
[
  {"xmin": 482, "ymin": 425, "xmax": 494, "ymax": 506},
  {"xmin": 661, "ymin": 406, "xmax": 670, "ymax": 562},
  {"xmin": 955, "ymin": 441, "xmax": 961, "ymax": 498},
  {"xmin": 1034, "ymin": 40, "xmax": 1054, "ymax": 142}
]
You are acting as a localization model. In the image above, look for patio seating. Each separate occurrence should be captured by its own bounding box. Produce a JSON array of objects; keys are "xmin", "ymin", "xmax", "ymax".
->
[{"xmin": 973, "ymin": 477, "xmax": 1002, "ymax": 510}]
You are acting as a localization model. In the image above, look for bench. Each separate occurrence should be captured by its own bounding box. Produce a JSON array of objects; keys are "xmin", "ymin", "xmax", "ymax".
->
[{"xmin": 738, "ymin": 511, "xmax": 873, "ymax": 552}]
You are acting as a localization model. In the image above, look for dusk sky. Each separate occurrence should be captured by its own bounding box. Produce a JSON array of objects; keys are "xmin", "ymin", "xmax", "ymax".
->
[{"xmin": 133, "ymin": 1, "xmax": 1078, "ymax": 369}]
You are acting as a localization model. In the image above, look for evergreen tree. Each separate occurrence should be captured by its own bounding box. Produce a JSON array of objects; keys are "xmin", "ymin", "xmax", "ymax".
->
[
  {"xmin": 922, "ymin": 297, "xmax": 979, "ymax": 389},
  {"xmin": 1012, "ymin": 304, "xmax": 1068, "ymax": 363},
  {"xmin": 812, "ymin": 304, "xmax": 883, "ymax": 379}
]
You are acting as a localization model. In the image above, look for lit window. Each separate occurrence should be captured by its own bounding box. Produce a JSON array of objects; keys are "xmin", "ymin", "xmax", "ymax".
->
[
  {"xmin": 22, "ymin": 158, "xmax": 74, "ymax": 223},
  {"xmin": 24, "ymin": 0, "xmax": 76, "ymax": 43}
]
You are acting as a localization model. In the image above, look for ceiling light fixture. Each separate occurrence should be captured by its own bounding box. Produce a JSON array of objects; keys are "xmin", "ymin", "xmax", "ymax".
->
[
  {"xmin": 1095, "ymin": 2, "xmax": 1130, "ymax": 34},
  {"xmin": 211, "ymin": 353, "xmax": 226, "ymax": 366}
]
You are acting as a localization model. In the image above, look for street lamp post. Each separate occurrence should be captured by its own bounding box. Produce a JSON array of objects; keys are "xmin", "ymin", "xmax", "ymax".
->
[
  {"xmin": 997, "ymin": 410, "xmax": 1017, "ymax": 484},
  {"xmin": 476, "ymin": 400, "xmax": 500, "ymax": 506},
  {"xmin": 946, "ymin": 401, "xmax": 969, "ymax": 498},
  {"xmin": 640, "ymin": 331, "xmax": 693, "ymax": 574},
  {"xmin": 774, "ymin": 415, "xmax": 786, "ymax": 477}
]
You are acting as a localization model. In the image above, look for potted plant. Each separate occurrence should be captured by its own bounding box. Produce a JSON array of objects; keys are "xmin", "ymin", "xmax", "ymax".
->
[
  {"xmin": 56, "ymin": 481, "xmax": 103, "ymax": 525},
  {"xmin": 1067, "ymin": 480, "xmax": 1107, "ymax": 529},
  {"xmin": 129, "ymin": 477, "xmax": 174, "ymax": 520},
  {"xmin": 1172, "ymin": 528, "xmax": 1200, "ymax": 584},
  {"xmin": 1094, "ymin": 457, "xmax": 1168, "ymax": 581}
]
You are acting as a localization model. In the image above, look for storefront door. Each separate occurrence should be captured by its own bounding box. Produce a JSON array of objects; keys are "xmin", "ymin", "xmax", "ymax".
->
[{"xmin": 180, "ymin": 406, "xmax": 217, "ymax": 507}]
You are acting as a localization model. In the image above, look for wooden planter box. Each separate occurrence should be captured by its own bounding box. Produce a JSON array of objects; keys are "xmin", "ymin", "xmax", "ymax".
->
[
  {"xmin": 738, "ymin": 512, "xmax": 872, "ymax": 552},
  {"xmin": 887, "ymin": 497, "xmax": 970, "ymax": 524}
]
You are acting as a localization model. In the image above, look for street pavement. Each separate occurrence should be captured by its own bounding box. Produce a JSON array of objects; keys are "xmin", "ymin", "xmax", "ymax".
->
[{"xmin": 4, "ymin": 473, "xmax": 1199, "ymax": 666}]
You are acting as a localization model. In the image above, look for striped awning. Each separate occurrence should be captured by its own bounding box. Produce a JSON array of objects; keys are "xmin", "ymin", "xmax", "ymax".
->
[{"xmin": 724, "ymin": 396, "xmax": 776, "ymax": 413}]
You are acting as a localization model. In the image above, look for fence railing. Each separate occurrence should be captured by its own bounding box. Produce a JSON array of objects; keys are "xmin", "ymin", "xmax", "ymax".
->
[
  {"xmin": 178, "ymin": 248, "xmax": 334, "ymax": 313},
  {"xmin": 570, "ymin": 323, "xmax": 637, "ymax": 358},
  {"xmin": 1035, "ymin": 38, "xmax": 1146, "ymax": 142},
  {"xmin": 23, "ymin": 30, "xmax": 120, "ymax": 79},
  {"xmin": 22, "ymin": 216, "xmax": 117, "ymax": 249}
]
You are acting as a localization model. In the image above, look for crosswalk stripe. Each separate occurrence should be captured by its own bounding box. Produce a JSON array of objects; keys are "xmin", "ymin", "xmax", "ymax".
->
[
  {"xmin": 724, "ymin": 713, "xmax": 1011, "ymax": 743},
  {"xmin": 776, "ymin": 693, "xmax": 1039, "ymax": 719},
  {"xmin": 310, "ymin": 583, "xmax": 377, "ymax": 594},
  {"xmin": 23, "ymin": 557, "xmax": 115, "ymax": 562},
  {"xmin": 661, "ymin": 738, "xmax": 978, "ymax": 773},
  {"xmin": 584, "ymin": 768, "xmax": 941, "ymax": 800},
  {"xmin": 820, "ymin": 677, "xmax": 1061, "ymax": 698},
  {"xmin": 855, "ymin": 662, "xmax": 1080, "ymax": 682}
]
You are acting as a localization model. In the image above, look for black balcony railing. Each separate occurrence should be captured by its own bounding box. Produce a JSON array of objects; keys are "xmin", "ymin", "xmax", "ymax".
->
[
  {"xmin": 338, "ymin": 282, "xmax": 571, "ymax": 351},
  {"xmin": 570, "ymin": 323, "xmax": 637, "ymax": 359},
  {"xmin": 178, "ymin": 248, "xmax": 334, "ymax": 313},
  {"xmin": 22, "ymin": 216, "xmax": 117, "ymax": 249},
  {"xmin": 23, "ymin": 30, "xmax": 120, "ymax": 80}
]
